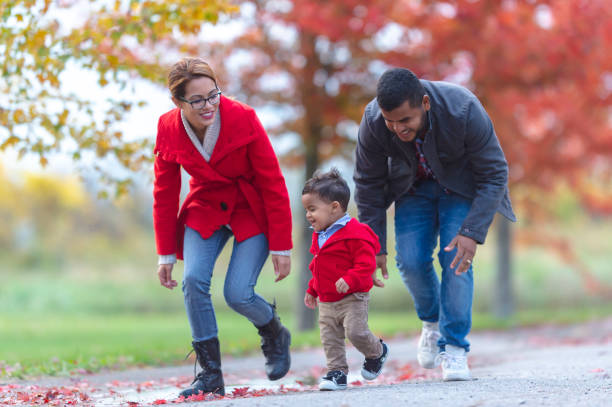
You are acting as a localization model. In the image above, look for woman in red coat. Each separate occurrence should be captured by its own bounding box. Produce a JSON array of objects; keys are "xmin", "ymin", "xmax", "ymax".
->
[{"xmin": 153, "ymin": 57, "xmax": 293, "ymax": 397}]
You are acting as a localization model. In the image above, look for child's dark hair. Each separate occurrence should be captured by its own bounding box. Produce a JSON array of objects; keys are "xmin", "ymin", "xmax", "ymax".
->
[{"xmin": 302, "ymin": 168, "xmax": 350, "ymax": 211}]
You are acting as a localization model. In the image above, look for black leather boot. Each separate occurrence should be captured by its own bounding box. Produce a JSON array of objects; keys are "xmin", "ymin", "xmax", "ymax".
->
[
  {"xmin": 179, "ymin": 337, "xmax": 225, "ymax": 398},
  {"xmin": 256, "ymin": 304, "xmax": 291, "ymax": 380}
]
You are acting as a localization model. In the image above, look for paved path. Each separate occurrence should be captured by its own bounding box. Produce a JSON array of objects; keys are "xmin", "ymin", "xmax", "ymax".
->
[{"xmin": 5, "ymin": 318, "xmax": 612, "ymax": 406}]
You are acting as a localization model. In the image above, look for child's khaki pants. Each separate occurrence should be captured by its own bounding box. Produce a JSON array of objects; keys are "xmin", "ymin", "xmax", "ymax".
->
[{"xmin": 318, "ymin": 292, "xmax": 383, "ymax": 373}]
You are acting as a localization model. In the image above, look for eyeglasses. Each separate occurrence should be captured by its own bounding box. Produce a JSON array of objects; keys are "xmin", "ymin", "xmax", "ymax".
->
[{"xmin": 179, "ymin": 90, "xmax": 222, "ymax": 110}]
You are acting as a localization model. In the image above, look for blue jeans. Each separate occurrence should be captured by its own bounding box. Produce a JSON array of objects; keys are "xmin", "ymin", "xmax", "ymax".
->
[
  {"xmin": 182, "ymin": 226, "xmax": 274, "ymax": 342},
  {"xmin": 394, "ymin": 180, "xmax": 474, "ymax": 352}
]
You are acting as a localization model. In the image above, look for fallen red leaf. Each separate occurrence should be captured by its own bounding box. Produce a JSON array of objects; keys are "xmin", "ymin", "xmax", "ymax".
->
[{"xmin": 231, "ymin": 387, "xmax": 250, "ymax": 397}]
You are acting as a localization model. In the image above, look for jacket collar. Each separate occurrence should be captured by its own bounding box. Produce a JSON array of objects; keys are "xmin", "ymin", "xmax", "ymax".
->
[
  {"xmin": 315, "ymin": 213, "xmax": 351, "ymax": 236},
  {"xmin": 169, "ymin": 95, "xmax": 260, "ymax": 168},
  {"xmin": 311, "ymin": 218, "xmax": 356, "ymax": 253},
  {"xmin": 420, "ymin": 107, "xmax": 444, "ymax": 177},
  {"xmin": 181, "ymin": 108, "xmax": 221, "ymax": 162},
  {"xmin": 209, "ymin": 95, "xmax": 259, "ymax": 166}
]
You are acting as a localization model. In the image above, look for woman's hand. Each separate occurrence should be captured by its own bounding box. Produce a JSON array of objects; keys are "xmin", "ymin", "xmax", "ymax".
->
[
  {"xmin": 271, "ymin": 254, "xmax": 291, "ymax": 282},
  {"xmin": 158, "ymin": 264, "xmax": 178, "ymax": 289},
  {"xmin": 304, "ymin": 292, "xmax": 317, "ymax": 309}
]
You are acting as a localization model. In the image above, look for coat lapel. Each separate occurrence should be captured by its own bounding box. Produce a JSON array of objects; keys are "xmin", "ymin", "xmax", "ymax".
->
[
  {"xmin": 209, "ymin": 95, "xmax": 258, "ymax": 166},
  {"xmin": 169, "ymin": 96, "xmax": 258, "ymax": 182},
  {"xmin": 422, "ymin": 111, "xmax": 445, "ymax": 178},
  {"xmin": 392, "ymin": 135, "xmax": 417, "ymax": 166},
  {"xmin": 164, "ymin": 111, "xmax": 228, "ymax": 184}
]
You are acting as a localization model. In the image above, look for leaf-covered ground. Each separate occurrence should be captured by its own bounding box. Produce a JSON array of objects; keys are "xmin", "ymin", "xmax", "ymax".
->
[
  {"xmin": 0, "ymin": 359, "xmax": 439, "ymax": 406},
  {"xmin": 2, "ymin": 318, "xmax": 610, "ymax": 406}
]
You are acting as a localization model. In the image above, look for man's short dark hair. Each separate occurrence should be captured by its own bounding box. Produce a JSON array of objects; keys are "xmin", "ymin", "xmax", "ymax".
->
[
  {"xmin": 302, "ymin": 168, "xmax": 350, "ymax": 211},
  {"xmin": 376, "ymin": 68, "xmax": 426, "ymax": 111}
]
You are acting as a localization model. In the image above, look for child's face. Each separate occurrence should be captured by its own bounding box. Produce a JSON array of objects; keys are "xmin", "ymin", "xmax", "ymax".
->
[{"xmin": 301, "ymin": 193, "xmax": 343, "ymax": 232}]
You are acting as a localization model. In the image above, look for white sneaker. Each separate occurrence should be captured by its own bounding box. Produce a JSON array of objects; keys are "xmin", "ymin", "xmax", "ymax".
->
[
  {"xmin": 437, "ymin": 345, "xmax": 470, "ymax": 381},
  {"xmin": 417, "ymin": 323, "xmax": 441, "ymax": 369}
]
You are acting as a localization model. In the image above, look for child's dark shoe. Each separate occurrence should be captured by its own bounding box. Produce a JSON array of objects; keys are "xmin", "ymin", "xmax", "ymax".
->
[
  {"xmin": 361, "ymin": 339, "xmax": 389, "ymax": 380},
  {"xmin": 319, "ymin": 370, "xmax": 347, "ymax": 391}
]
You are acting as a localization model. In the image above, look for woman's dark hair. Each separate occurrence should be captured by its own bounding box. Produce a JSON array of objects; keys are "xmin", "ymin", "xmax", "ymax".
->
[
  {"xmin": 376, "ymin": 68, "xmax": 426, "ymax": 111},
  {"xmin": 302, "ymin": 168, "xmax": 350, "ymax": 211},
  {"xmin": 168, "ymin": 57, "xmax": 217, "ymax": 99}
]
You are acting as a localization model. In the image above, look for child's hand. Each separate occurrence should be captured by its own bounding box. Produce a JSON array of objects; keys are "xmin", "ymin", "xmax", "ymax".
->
[
  {"xmin": 304, "ymin": 292, "xmax": 317, "ymax": 309},
  {"xmin": 335, "ymin": 277, "xmax": 349, "ymax": 294}
]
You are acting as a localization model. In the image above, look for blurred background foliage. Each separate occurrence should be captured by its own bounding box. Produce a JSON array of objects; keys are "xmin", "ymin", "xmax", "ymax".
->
[
  {"xmin": 1, "ymin": 0, "xmax": 611, "ymax": 377},
  {"xmin": 0, "ymin": 163, "xmax": 610, "ymax": 377}
]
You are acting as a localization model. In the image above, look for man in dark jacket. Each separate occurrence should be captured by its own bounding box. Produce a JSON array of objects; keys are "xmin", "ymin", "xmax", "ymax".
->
[{"xmin": 354, "ymin": 68, "xmax": 516, "ymax": 381}]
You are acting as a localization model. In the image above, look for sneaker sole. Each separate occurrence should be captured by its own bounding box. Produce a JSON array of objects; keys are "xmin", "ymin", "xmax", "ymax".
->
[
  {"xmin": 417, "ymin": 353, "xmax": 440, "ymax": 369},
  {"xmin": 442, "ymin": 372, "xmax": 471, "ymax": 381},
  {"xmin": 319, "ymin": 383, "xmax": 347, "ymax": 391}
]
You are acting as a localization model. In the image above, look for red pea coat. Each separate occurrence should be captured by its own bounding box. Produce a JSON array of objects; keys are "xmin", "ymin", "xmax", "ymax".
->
[{"xmin": 153, "ymin": 95, "xmax": 292, "ymax": 259}]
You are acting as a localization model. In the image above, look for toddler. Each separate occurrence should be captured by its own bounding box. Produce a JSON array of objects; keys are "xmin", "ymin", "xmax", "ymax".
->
[{"xmin": 302, "ymin": 168, "xmax": 389, "ymax": 391}]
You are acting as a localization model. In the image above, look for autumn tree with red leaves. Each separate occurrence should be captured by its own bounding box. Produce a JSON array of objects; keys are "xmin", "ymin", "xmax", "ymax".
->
[
  {"xmin": 197, "ymin": 0, "xmax": 402, "ymax": 329},
  {"xmin": 385, "ymin": 0, "xmax": 612, "ymax": 313},
  {"xmin": 204, "ymin": 0, "xmax": 612, "ymax": 322},
  {"xmin": 386, "ymin": 0, "xmax": 612, "ymax": 216}
]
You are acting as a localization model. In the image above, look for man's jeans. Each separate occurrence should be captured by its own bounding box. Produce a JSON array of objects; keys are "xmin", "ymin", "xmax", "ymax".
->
[
  {"xmin": 182, "ymin": 226, "xmax": 273, "ymax": 342},
  {"xmin": 394, "ymin": 180, "xmax": 474, "ymax": 351}
]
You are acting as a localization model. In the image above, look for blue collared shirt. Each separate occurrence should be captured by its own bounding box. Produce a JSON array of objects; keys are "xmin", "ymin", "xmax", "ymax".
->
[{"xmin": 316, "ymin": 213, "xmax": 351, "ymax": 248}]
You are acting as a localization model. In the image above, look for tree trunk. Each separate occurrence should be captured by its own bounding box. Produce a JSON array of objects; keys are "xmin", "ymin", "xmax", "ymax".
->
[
  {"xmin": 295, "ymin": 138, "xmax": 319, "ymax": 331},
  {"xmin": 293, "ymin": 30, "xmax": 324, "ymax": 332},
  {"xmin": 494, "ymin": 216, "xmax": 514, "ymax": 318}
]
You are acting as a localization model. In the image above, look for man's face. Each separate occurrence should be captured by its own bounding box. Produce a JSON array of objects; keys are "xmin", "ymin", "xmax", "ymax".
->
[{"xmin": 380, "ymin": 96, "xmax": 430, "ymax": 142}]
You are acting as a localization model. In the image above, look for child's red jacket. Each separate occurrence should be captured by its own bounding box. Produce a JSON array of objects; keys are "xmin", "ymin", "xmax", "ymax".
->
[{"xmin": 306, "ymin": 218, "xmax": 380, "ymax": 302}]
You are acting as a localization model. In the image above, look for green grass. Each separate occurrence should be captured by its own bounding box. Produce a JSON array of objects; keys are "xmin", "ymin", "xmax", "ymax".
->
[
  {"xmin": 1, "ymin": 210, "xmax": 611, "ymax": 379},
  {"xmin": 2, "ymin": 304, "xmax": 612, "ymax": 379}
]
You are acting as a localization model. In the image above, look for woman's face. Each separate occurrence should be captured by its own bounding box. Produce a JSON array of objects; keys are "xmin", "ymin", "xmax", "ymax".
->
[{"xmin": 174, "ymin": 76, "xmax": 219, "ymax": 134}]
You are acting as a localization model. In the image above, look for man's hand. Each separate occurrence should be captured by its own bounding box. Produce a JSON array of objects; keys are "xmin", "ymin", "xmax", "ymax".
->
[
  {"xmin": 272, "ymin": 254, "xmax": 291, "ymax": 282},
  {"xmin": 304, "ymin": 292, "xmax": 317, "ymax": 309},
  {"xmin": 373, "ymin": 254, "xmax": 389, "ymax": 287},
  {"xmin": 445, "ymin": 234, "xmax": 477, "ymax": 275},
  {"xmin": 158, "ymin": 264, "xmax": 177, "ymax": 289},
  {"xmin": 335, "ymin": 277, "xmax": 349, "ymax": 294}
]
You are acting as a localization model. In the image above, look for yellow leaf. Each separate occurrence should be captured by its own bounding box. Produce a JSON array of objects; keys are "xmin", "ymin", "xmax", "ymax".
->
[
  {"xmin": 58, "ymin": 109, "xmax": 69, "ymax": 125},
  {"xmin": 1, "ymin": 136, "xmax": 20, "ymax": 149},
  {"xmin": 12, "ymin": 109, "xmax": 26, "ymax": 123}
]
